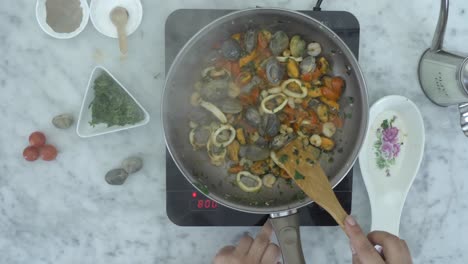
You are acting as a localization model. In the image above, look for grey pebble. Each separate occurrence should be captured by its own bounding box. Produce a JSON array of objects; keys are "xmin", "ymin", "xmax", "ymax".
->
[
  {"xmin": 52, "ymin": 114, "xmax": 74, "ymax": 129},
  {"xmin": 122, "ymin": 156, "xmax": 143, "ymax": 174},
  {"xmin": 105, "ymin": 168, "xmax": 129, "ymax": 185}
]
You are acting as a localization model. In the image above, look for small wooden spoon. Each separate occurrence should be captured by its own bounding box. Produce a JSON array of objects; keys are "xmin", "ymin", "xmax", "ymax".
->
[
  {"xmin": 110, "ymin": 6, "xmax": 129, "ymax": 55},
  {"xmin": 274, "ymin": 138, "xmax": 348, "ymax": 229}
]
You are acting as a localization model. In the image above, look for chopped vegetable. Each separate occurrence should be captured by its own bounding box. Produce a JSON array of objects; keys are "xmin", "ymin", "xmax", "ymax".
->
[
  {"xmin": 40, "ymin": 144, "xmax": 57, "ymax": 161},
  {"xmin": 236, "ymin": 128, "xmax": 246, "ymax": 145},
  {"xmin": 294, "ymin": 170, "xmax": 305, "ymax": 180},
  {"xmin": 89, "ymin": 72, "xmax": 145, "ymax": 127},
  {"xmin": 23, "ymin": 146, "xmax": 39, "ymax": 161},
  {"xmin": 29, "ymin": 131, "xmax": 46, "ymax": 147}
]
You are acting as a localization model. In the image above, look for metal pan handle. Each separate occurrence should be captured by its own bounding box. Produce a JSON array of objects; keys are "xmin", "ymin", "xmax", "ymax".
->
[{"xmin": 270, "ymin": 210, "xmax": 306, "ymax": 264}]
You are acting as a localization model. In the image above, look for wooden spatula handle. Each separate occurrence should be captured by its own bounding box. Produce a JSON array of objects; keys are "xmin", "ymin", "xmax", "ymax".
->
[{"xmin": 316, "ymin": 194, "xmax": 348, "ymax": 229}]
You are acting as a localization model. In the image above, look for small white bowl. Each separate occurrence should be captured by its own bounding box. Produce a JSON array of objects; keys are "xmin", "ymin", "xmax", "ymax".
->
[
  {"xmin": 77, "ymin": 66, "xmax": 150, "ymax": 138},
  {"xmin": 359, "ymin": 95, "xmax": 425, "ymax": 236},
  {"xmin": 36, "ymin": 0, "xmax": 90, "ymax": 39},
  {"xmin": 90, "ymin": 0, "xmax": 143, "ymax": 38}
]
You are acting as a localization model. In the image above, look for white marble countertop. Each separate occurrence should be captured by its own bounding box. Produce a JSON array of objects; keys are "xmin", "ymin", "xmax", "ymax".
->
[{"xmin": 1, "ymin": 0, "xmax": 468, "ymax": 263}]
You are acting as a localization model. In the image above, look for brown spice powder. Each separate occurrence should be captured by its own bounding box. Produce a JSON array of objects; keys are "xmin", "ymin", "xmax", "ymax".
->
[{"xmin": 46, "ymin": 0, "xmax": 83, "ymax": 33}]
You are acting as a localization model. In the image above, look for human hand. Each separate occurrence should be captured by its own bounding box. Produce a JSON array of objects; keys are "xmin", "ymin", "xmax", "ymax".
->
[
  {"xmin": 344, "ymin": 215, "xmax": 412, "ymax": 264},
  {"xmin": 213, "ymin": 221, "xmax": 281, "ymax": 264}
]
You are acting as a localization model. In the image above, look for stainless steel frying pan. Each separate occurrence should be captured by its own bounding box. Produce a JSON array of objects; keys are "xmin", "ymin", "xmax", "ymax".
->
[{"xmin": 162, "ymin": 8, "xmax": 368, "ymax": 263}]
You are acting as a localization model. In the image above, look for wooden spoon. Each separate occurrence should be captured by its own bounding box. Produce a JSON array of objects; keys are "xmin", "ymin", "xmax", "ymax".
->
[
  {"xmin": 110, "ymin": 6, "xmax": 129, "ymax": 55},
  {"xmin": 274, "ymin": 138, "xmax": 348, "ymax": 229}
]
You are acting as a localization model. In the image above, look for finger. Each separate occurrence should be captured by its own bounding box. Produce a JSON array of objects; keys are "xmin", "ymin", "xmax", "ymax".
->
[
  {"xmin": 344, "ymin": 216, "xmax": 384, "ymax": 264},
  {"xmin": 367, "ymin": 231, "xmax": 409, "ymax": 262},
  {"xmin": 235, "ymin": 235, "xmax": 254, "ymax": 256},
  {"xmin": 260, "ymin": 243, "xmax": 280, "ymax": 264},
  {"xmin": 352, "ymin": 253, "xmax": 362, "ymax": 264},
  {"xmin": 214, "ymin": 245, "xmax": 236, "ymax": 263},
  {"xmin": 247, "ymin": 221, "xmax": 274, "ymax": 262}
]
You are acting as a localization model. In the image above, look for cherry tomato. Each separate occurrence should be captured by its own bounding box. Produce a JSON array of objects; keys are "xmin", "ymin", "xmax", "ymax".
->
[
  {"xmin": 40, "ymin": 144, "xmax": 57, "ymax": 161},
  {"xmin": 23, "ymin": 146, "xmax": 40, "ymax": 161},
  {"xmin": 29, "ymin": 131, "xmax": 46, "ymax": 147}
]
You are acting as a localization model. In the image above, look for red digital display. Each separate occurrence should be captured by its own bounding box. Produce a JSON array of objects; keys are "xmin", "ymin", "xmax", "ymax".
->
[
  {"xmin": 196, "ymin": 199, "xmax": 218, "ymax": 209},
  {"xmin": 191, "ymin": 192, "xmax": 218, "ymax": 210}
]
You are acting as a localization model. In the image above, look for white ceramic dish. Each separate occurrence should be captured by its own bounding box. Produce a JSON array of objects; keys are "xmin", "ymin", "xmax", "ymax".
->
[
  {"xmin": 36, "ymin": 0, "xmax": 90, "ymax": 39},
  {"xmin": 90, "ymin": 0, "xmax": 143, "ymax": 38},
  {"xmin": 77, "ymin": 66, "xmax": 149, "ymax": 138},
  {"xmin": 359, "ymin": 95, "xmax": 425, "ymax": 236}
]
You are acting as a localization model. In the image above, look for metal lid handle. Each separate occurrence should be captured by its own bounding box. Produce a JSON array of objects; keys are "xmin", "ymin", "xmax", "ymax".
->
[
  {"xmin": 460, "ymin": 103, "xmax": 468, "ymax": 137},
  {"xmin": 431, "ymin": 0, "xmax": 449, "ymax": 51}
]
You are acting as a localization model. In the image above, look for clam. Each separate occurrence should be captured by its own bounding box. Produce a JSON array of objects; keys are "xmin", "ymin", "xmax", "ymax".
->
[
  {"xmin": 188, "ymin": 110, "xmax": 213, "ymax": 126},
  {"xmin": 105, "ymin": 168, "xmax": 129, "ymax": 185},
  {"xmin": 265, "ymin": 58, "xmax": 285, "ymax": 85},
  {"xmin": 221, "ymin": 39, "xmax": 242, "ymax": 61},
  {"xmin": 200, "ymin": 79, "xmax": 229, "ymax": 101},
  {"xmin": 122, "ymin": 156, "xmax": 143, "ymax": 174},
  {"xmin": 245, "ymin": 108, "xmax": 261, "ymax": 127},
  {"xmin": 300, "ymin": 56, "xmax": 316, "ymax": 74},
  {"xmin": 239, "ymin": 145, "xmax": 270, "ymax": 161},
  {"xmin": 189, "ymin": 126, "xmax": 212, "ymax": 149},
  {"xmin": 219, "ymin": 98, "xmax": 243, "ymax": 114},
  {"xmin": 270, "ymin": 133, "xmax": 296, "ymax": 150},
  {"xmin": 52, "ymin": 114, "xmax": 74, "ymax": 129},
  {"xmin": 244, "ymin": 29, "xmax": 257, "ymax": 53},
  {"xmin": 290, "ymin": 35, "xmax": 306, "ymax": 57},
  {"xmin": 269, "ymin": 31, "xmax": 289, "ymax": 55}
]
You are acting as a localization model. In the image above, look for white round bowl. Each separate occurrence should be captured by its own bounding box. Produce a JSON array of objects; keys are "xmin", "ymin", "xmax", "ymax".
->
[{"xmin": 36, "ymin": 0, "xmax": 90, "ymax": 39}]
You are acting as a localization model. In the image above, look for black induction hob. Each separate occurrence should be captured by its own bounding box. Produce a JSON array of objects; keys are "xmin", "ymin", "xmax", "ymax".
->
[{"xmin": 165, "ymin": 9, "xmax": 360, "ymax": 226}]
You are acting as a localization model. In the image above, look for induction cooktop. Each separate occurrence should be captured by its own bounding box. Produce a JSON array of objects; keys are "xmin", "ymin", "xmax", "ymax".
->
[{"xmin": 165, "ymin": 9, "xmax": 360, "ymax": 226}]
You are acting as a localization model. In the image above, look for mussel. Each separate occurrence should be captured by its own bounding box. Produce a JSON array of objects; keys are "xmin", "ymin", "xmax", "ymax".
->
[
  {"xmin": 265, "ymin": 58, "xmax": 285, "ymax": 85},
  {"xmin": 244, "ymin": 29, "xmax": 257, "ymax": 53},
  {"xmin": 269, "ymin": 31, "xmax": 289, "ymax": 55},
  {"xmin": 221, "ymin": 39, "xmax": 242, "ymax": 61}
]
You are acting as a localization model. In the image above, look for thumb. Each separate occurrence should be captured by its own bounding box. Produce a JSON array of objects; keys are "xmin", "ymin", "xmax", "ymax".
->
[{"xmin": 344, "ymin": 215, "xmax": 384, "ymax": 264}]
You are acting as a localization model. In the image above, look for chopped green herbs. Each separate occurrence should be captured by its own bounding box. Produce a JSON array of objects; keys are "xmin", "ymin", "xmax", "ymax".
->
[
  {"xmin": 279, "ymin": 154, "xmax": 289, "ymax": 163},
  {"xmin": 294, "ymin": 170, "xmax": 305, "ymax": 180},
  {"xmin": 89, "ymin": 72, "xmax": 145, "ymax": 127}
]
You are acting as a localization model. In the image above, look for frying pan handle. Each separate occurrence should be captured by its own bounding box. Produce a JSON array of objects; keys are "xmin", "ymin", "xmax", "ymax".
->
[{"xmin": 270, "ymin": 211, "xmax": 306, "ymax": 264}]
